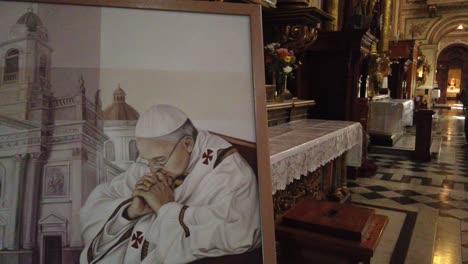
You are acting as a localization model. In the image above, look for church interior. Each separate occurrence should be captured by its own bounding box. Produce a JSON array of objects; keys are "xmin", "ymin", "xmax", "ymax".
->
[
  {"xmin": 0, "ymin": 0, "xmax": 467, "ymax": 263},
  {"xmin": 203, "ymin": 0, "xmax": 468, "ymax": 263}
]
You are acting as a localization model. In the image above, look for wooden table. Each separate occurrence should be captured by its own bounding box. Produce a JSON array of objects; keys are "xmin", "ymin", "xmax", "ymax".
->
[
  {"xmin": 269, "ymin": 119, "xmax": 364, "ymax": 217},
  {"xmin": 276, "ymin": 214, "xmax": 388, "ymax": 264}
]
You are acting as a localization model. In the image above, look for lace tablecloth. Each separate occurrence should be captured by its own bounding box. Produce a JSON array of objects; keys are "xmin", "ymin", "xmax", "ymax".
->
[{"xmin": 269, "ymin": 119, "xmax": 363, "ymax": 194}]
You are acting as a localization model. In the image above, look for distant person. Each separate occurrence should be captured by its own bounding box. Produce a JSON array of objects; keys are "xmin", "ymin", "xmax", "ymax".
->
[{"xmin": 460, "ymin": 87, "xmax": 468, "ymax": 147}]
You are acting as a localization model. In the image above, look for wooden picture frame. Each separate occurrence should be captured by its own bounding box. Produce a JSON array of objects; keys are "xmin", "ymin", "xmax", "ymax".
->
[{"xmin": 0, "ymin": 0, "xmax": 276, "ymax": 263}]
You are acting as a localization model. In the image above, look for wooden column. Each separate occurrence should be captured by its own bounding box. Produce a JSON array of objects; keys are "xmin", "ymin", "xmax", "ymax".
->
[
  {"xmin": 414, "ymin": 110, "xmax": 435, "ymax": 162},
  {"xmin": 323, "ymin": 0, "xmax": 339, "ymax": 31}
]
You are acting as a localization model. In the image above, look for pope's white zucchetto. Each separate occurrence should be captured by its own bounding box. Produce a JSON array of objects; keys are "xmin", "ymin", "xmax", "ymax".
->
[{"xmin": 135, "ymin": 104, "xmax": 188, "ymax": 138}]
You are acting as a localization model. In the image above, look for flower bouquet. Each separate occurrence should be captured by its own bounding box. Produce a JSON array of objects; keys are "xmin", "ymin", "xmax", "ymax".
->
[{"xmin": 264, "ymin": 43, "xmax": 299, "ymax": 100}]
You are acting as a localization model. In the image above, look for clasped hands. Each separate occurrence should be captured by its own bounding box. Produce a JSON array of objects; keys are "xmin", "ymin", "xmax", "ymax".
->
[{"xmin": 126, "ymin": 171, "xmax": 175, "ymax": 220}]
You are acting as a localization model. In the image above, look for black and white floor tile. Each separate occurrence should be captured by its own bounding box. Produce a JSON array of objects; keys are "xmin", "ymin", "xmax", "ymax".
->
[{"xmin": 349, "ymin": 107, "xmax": 468, "ymax": 263}]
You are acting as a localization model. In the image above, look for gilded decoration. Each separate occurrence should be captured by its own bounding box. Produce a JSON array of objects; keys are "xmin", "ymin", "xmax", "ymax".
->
[
  {"xmin": 272, "ymin": 155, "xmax": 350, "ymax": 219},
  {"xmin": 262, "ymin": 7, "xmax": 333, "ymax": 54},
  {"xmin": 273, "ymin": 168, "xmax": 324, "ymax": 219},
  {"xmin": 406, "ymin": 0, "xmax": 425, "ymax": 3},
  {"xmin": 416, "ymin": 54, "xmax": 431, "ymax": 87},
  {"xmin": 368, "ymin": 52, "xmax": 392, "ymax": 96},
  {"xmin": 272, "ymin": 24, "xmax": 319, "ymax": 53},
  {"xmin": 405, "ymin": 17, "xmax": 439, "ymax": 39}
]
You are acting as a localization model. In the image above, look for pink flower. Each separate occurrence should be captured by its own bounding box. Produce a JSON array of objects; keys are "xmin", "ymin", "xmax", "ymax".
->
[{"xmin": 277, "ymin": 48, "xmax": 289, "ymax": 58}]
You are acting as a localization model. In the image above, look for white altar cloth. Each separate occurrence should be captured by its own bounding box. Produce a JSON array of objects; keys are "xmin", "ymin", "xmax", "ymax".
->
[
  {"xmin": 368, "ymin": 99, "xmax": 414, "ymax": 135},
  {"xmin": 269, "ymin": 119, "xmax": 363, "ymax": 194}
]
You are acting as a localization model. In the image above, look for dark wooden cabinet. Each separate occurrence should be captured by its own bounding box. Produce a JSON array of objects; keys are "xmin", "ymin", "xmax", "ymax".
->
[
  {"xmin": 388, "ymin": 40, "xmax": 419, "ymax": 99},
  {"xmin": 296, "ymin": 30, "xmax": 376, "ymax": 127}
]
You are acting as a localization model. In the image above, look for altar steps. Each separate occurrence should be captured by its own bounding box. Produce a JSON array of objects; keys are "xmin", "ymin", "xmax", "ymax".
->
[
  {"xmin": 368, "ymin": 132, "xmax": 442, "ymax": 159},
  {"xmin": 350, "ymin": 183, "xmax": 440, "ymax": 264}
]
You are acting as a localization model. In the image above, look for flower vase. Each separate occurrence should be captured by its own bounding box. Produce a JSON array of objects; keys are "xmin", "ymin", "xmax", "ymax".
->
[
  {"xmin": 283, "ymin": 86, "xmax": 293, "ymax": 100},
  {"xmin": 274, "ymin": 90, "xmax": 284, "ymax": 103},
  {"xmin": 274, "ymin": 75, "xmax": 291, "ymax": 102}
]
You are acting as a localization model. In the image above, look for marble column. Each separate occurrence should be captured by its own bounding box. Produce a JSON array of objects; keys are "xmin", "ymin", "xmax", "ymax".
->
[
  {"xmin": 70, "ymin": 155, "xmax": 84, "ymax": 248},
  {"xmin": 21, "ymin": 153, "xmax": 44, "ymax": 250},
  {"xmin": 5, "ymin": 154, "xmax": 28, "ymax": 250}
]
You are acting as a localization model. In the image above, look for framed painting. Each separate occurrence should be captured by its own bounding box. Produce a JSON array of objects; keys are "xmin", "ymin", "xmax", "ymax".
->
[
  {"xmin": 0, "ymin": 0, "xmax": 276, "ymax": 263},
  {"xmin": 43, "ymin": 164, "xmax": 69, "ymax": 198}
]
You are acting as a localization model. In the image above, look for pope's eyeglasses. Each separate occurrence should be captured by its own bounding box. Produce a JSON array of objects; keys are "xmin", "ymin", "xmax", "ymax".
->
[{"xmin": 146, "ymin": 137, "xmax": 183, "ymax": 173}]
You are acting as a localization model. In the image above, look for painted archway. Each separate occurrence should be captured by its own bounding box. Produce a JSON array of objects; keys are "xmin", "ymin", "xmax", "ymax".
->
[
  {"xmin": 427, "ymin": 16, "xmax": 467, "ymax": 45},
  {"xmin": 436, "ymin": 44, "xmax": 468, "ymax": 104}
]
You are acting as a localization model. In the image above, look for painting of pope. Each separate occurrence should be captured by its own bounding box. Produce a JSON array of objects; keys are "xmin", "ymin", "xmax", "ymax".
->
[{"xmin": 80, "ymin": 104, "xmax": 261, "ymax": 263}]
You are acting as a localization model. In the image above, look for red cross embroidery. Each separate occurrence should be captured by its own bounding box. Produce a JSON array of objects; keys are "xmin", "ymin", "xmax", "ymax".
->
[
  {"xmin": 131, "ymin": 231, "xmax": 143, "ymax": 249},
  {"xmin": 202, "ymin": 149, "xmax": 213, "ymax": 165}
]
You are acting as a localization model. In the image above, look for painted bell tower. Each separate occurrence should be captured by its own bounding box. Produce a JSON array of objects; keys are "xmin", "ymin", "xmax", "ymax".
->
[{"xmin": 0, "ymin": 8, "xmax": 52, "ymax": 124}]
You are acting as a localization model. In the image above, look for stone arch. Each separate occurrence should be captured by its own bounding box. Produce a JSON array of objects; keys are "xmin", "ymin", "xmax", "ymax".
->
[
  {"xmin": 0, "ymin": 45, "xmax": 24, "ymax": 58},
  {"xmin": 427, "ymin": 16, "xmax": 468, "ymax": 44},
  {"xmin": 439, "ymin": 39, "xmax": 468, "ymax": 56},
  {"xmin": 436, "ymin": 43, "xmax": 468, "ymax": 103}
]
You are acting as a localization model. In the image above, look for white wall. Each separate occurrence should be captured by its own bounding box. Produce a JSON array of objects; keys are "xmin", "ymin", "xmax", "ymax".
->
[
  {"xmin": 99, "ymin": 8, "xmax": 256, "ymax": 142},
  {"xmin": 37, "ymin": 4, "xmax": 101, "ymax": 99}
]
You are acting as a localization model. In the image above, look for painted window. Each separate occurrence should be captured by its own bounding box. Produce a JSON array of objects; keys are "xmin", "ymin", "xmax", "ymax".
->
[
  {"xmin": 4, "ymin": 49, "xmax": 19, "ymax": 83},
  {"xmin": 39, "ymin": 55, "xmax": 47, "ymax": 79},
  {"xmin": 105, "ymin": 141, "xmax": 115, "ymax": 162},
  {"xmin": 129, "ymin": 139, "xmax": 138, "ymax": 161}
]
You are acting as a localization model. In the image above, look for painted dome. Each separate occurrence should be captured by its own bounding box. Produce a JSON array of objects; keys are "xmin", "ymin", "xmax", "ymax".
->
[
  {"xmin": 16, "ymin": 9, "xmax": 43, "ymax": 32},
  {"xmin": 103, "ymin": 85, "xmax": 140, "ymax": 120}
]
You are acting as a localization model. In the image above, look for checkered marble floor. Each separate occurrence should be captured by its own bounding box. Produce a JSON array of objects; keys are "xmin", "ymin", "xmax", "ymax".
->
[{"xmin": 349, "ymin": 107, "xmax": 468, "ymax": 263}]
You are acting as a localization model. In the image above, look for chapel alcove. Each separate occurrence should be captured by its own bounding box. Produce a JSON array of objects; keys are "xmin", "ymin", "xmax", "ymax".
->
[
  {"xmin": 447, "ymin": 67, "xmax": 462, "ymax": 100},
  {"xmin": 436, "ymin": 44, "xmax": 468, "ymax": 104}
]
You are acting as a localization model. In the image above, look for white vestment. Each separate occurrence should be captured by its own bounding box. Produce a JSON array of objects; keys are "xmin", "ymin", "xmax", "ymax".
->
[{"xmin": 80, "ymin": 131, "xmax": 261, "ymax": 264}]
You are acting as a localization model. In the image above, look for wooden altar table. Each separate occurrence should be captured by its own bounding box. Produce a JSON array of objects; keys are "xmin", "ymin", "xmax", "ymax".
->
[
  {"xmin": 269, "ymin": 119, "xmax": 363, "ymax": 195},
  {"xmin": 269, "ymin": 121, "xmax": 388, "ymax": 264}
]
